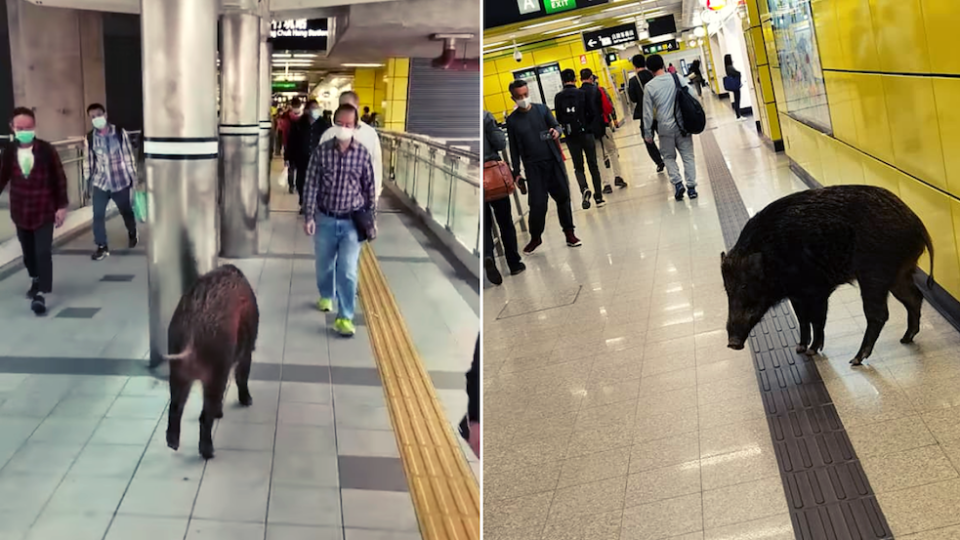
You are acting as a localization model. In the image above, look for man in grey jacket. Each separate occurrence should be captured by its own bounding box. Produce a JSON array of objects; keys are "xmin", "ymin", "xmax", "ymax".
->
[
  {"xmin": 642, "ymin": 54, "xmax": 699, "ymax": 201},
  {"xmin": 483, "ymin": 111, "xmax": 524, "ymax": 285}
]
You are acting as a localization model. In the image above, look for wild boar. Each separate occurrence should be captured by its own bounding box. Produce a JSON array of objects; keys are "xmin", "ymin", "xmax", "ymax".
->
[
  {"xmin": 164, "ymin": 264, "xmax": 259, "ymax": 459},
  {"xmin": 721, "ymin": 185, "xmax": 933, "ymax": 366}
]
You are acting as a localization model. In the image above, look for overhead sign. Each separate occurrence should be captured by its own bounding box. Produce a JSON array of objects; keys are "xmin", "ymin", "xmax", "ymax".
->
[
  {"xmin": 485, "ymin": 0, "xmax": 609, "ymax": 30},
  {"xmin": 268, "ymin": 18, "xmax": 328, "ymax": 51},
  {"xmin": 582, "ymin": 23, "xmax": 638, "ymax": 51},
  {"xmin": 272, "ymin": 80, "xmax": 308, "ymax": 93},
  {"xmin": 642, "ymin": 39, "xmax": 680, "ymax": 55}
]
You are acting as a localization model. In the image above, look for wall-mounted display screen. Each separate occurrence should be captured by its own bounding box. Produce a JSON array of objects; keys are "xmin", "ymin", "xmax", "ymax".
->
[
  {"xmin": 269, "ymin": 18, "xmax": 328, "ymax": 51},
  {"xmin": 485, "ymin": 0, "xmax": 609, "ymax": 30},
  {"xmin": 647, "ymin": 15, "xmax": 676, "ymax": 38}
]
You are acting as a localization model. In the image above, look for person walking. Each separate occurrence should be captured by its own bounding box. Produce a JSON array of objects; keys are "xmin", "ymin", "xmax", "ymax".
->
[
  {"xmin": 278, "ymin": 98, "xmax": 301, "ymax": 192},
  {"xmin": 320, "ymin": 91, "xmax": 384, "ymax": 200},
  {"xmin": 505, "ymin": 79, "xmax": 580, "ymax": 254},
  {"xmin": 724, "ymin": 54, "xmax": 743, "ymax": 119},
  {"xmin": 641, "ymin": 54, "xmax": 699, "ymax": 201},
  {"xmin": 482, "ymin": 110, "xmax": 524, "ymax": 285},
  {"xmin": 0, "ymin": 107, "xmax": 69, "ymax": 315},
  {"xmin": 82, "ymin": 103, "xmax": 139, "ymax": 262},
  {"xmin": 580, "ymin": 69, "xmax": 626, "ymax": 195},
  {"xmin": 591, "ymin": 74, "xmax": 627, "ymax": 189},
  {"xmin": 464, "ymin": 336, "xmax": 480, "ymax": 457},
  {"xmin": 303, "ymin": 104, "xmax": 376, "ymax": 337},
  {"xmin": 688, "ymin": 59, "xmax": 704, "ymax": 97},
  {"xmin": 554, "ymin": 69, "xmax": 604, "ymax": 209},
  {"xmin": 628, "ymin": 54, "xmax": 666, "ymax": 173},
  {"xmin": 286, "ymin": 99, "xmax": 331, "ymax": 213}
]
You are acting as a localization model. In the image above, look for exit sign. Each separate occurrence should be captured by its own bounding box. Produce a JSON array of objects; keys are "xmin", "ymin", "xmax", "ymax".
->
[
  {"xmin": 545, "ymin": 0, "xmax": 576, "ymax": 15},
  {"xmin": 272, "ymin": 80, "xmax": 308, "ymax": 93}
]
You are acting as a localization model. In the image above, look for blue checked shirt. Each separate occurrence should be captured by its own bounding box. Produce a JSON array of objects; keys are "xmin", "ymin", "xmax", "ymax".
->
[
  {"xmin": 303, "ymin": 138, "xmax": 376, "ymax": 220},
  {"xmin": 83, "ymin": 125, "xmax": 137, "ymax": 192}
]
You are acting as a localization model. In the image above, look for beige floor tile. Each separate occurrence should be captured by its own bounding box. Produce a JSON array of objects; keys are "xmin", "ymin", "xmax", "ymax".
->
[
  {"xmin": 575, "ymin": 401, "xmax": 637, "ymax": 431},
  {"xmin": 700, "ymin": 442, "xmax": 781, "ymax": 492},
  {"xmin": 620, "ymin": 492, "xmax": 703, "ymax": 540},
  {"xmin": 696, "ymin": 356, "xmax": 757, "ymax": 383},
  {"xmin": 899, "ymin": 524, "xmax": 960, "ymax": 539},
  {"xmin": 697, "ymin": 375, "xmax": 761, "ymax": 407},
  {"xmin": 878, "ymin": 478, "xmax": 960, "ymax": 536},
  {"xmin": 634, "ymin": 407, "xmax": 700, "ymax": 444},
  {"xmin": 922, "ymin": 407, "xmax": 960, "ymax": 444},
  {"xmin": 833, "ymin": 389, "xmax": 920, "ymax": 428},
  {"xmin": 548, "ymin": 476, "xmax": 626, "ymax": 520},
  {"xmin": 630, "ymin": 430, "xmax": 700, "ymax": 474},
  {"xmin": 703, "ymin": 513, "xmax": 794, "ymax": 540},
  {"xmin": 579, "ymin": 379, "xmax": 641, "ymax": 409},
  {"xmin": 636, "ymin": 386, "xmax": 698, "ymax": 418},
  {"xmin": 702, "ymin": 476, "xmax": 789, "ymax": 530},
  {"xmin": 939, "ymin": 441, "xmax": 960, "ymax": 472},
  {"xmin": 538, "ymin": 509, "xmax": 622, "ymax": 540},
  {"xmin": 700, "ymin": 418, "xmax": 772, "ymax": 460},
  {"xmin": 698, "ymin": 392, "xmax": 767, "ymax": 429},
  {"xmin": 565, "ymin": 422, "xmax": 635, "ymax": 459},
  {"xmin": 860, "ymin": 445, "xmax": 958, "ymax": 493},
  {"xmin": 557, "ymin": 447, "xmax": 631, "ymax": 489},
  {"xmin": 638, "ymin": 368, "xmax": 698, "ymax": 395},
  {"xmin": 625, "ymin": 460, "xmax": 701, "ymax": 507},
  {"xmin": 484, "ymin": 461, "xmax": 562, "ymax": 502},
  {"xmin": 845, "ymin": 415, "xmax": 936, "ymax": 458},
  {"xmin": 903, "ymin": 377, "xmax": 960, "ymax": 413},
  {"xmin": 483, "ymin": 491, "xmax": 554, "ymax": 538}
]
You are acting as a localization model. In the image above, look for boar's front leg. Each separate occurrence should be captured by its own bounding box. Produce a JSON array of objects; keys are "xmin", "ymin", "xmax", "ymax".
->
[
  {"xmin": 790, "ymin": 297, "xmax": 812, "ymax": 354},
  {"xmin": 806, "ymin": 294, "xmax": 830, "ymax": 356},
  {"xmin": 890, "ymin": 273, "xmax": 923, "ymax": 344},
  {"xmin": 166, "ymin": 367, "xmax": 191, "ymax": 451},
  {"xmin": 851, "ymin": 285, "xmax": 890, "ymax": 366},
  {"xmin": 199, "ymin": 365, "xmax": 229, "ymax": 460}
]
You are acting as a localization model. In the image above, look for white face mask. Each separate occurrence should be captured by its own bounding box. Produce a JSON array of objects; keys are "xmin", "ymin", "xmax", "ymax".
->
[
  {"xmin": 515, "ymin": 98, "xmax": 531, "ymax": 109},
  {"xmin": 92, "ymin": 116, "xmax": 107, "ymax": 130},
  {"xmin": 334, "ymin": 126, "xmax": 354, "ymax": 142}
]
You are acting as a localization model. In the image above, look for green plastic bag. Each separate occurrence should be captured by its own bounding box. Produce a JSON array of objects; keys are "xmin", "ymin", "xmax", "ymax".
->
[{"xmin": 133, "ymin": 190, "xmax": 148, "ymax": 223}]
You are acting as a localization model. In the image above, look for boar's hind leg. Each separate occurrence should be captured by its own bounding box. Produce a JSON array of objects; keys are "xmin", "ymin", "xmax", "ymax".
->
[
  {"xmin": 851, "ymin": 285, "xmax": 891, "ymax": 366},
  {"xmin": 199, "ymin": 366, "xmax": 229, "ymax": 460},
  {"xmin": 806, "ymin": 295, "xmax": 830, "ymax": 356},
  {"xmin": 235, "ymin": 343, "xmax": 253, "ymax": 407},
  {"xmin": 790, "ymin": 297, "xmax": 812, "ymax": 354},
  {"xmin": 166, "ymin": 369, "xmax": 191, "ymax": 451},
  {"xmin": 891, "ymin": 274, "xmax": 923, "ymax": 344}
]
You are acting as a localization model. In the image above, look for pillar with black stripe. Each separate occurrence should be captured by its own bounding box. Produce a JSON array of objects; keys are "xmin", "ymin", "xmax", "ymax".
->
[
  {"xmin": 142, "ymin": 0, "xmax": 220, "ymax": 368},
  {"xmin": 219, "ymin": 0, "xmax": 260, "ymax": 257},
  {"xmin": 257, "ymin": 5, "xmax": 272, "ymax": 223}
]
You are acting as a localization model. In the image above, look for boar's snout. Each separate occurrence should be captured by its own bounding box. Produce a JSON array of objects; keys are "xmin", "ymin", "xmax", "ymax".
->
[{"xmin": 727, "ymin": 336, "xmax": 745, "ymax": 350}]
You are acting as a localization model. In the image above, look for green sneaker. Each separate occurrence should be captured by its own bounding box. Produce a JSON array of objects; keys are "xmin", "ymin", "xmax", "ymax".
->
[
  {"xmin": 317, "ymin": 298, "xmax": 333, "ymax": 312},
  {"xmin": 334, "ymin": 318, "xmax": 356, "ymax": 337}
]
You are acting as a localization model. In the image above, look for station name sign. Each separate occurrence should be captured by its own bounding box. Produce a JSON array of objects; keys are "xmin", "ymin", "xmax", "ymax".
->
[
  {"xmin": 582, "ymin": 22, "xmax": 638, "ymax": 51},
  {"xmin": 268, "ymin": 18, "xmax": 328, "ymax": 51}
]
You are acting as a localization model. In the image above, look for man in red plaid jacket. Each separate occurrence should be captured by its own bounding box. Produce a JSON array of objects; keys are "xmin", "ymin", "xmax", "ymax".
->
[{"xmin": 0, "ymin": 107, "xmax": 69, "ymax": 315}]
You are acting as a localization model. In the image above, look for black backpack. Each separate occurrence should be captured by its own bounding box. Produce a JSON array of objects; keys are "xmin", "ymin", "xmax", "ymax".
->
[
  {"xmin": 554, "ymin": 88, "xmax": 586, "ymax": 137},
  {"xmin": 672, "ymin": 73, "xmax": 706, "ymax": 136}
]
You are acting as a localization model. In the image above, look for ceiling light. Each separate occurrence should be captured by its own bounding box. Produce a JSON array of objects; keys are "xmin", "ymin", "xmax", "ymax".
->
[
  {"xmin": 519, "ymin": 15, "xmax": 579, "ymax": 30},
  {"xmin": 341, "ymin": 63, "xmax": 384, "ymax": 68},
  {"xmin": 483, "ymin": 41, "xmax": 507, "ymax": 48}
]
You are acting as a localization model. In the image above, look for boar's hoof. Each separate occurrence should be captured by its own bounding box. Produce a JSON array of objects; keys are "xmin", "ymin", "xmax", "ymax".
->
[
  {"xmin": 166, "ymin": 430, "xmax": 180, "ymax": 451},
  {"xmin": 200, "ymin": 442, "xmax": 215, "ymax": 460},
  {"xmin": 849, "ymin": 357, "xmax": 864, "ymax": 366},
  {"xmin": 803, "ymin": 348, "xmax": 818, "ymax": 357},
  {"xmin": 900, "ymin": 330, "xmax": 918, "ymax": 344},
  {"xmin": 796, "ymin": 344, "xmax": 808, "ymax": 354},
  {"xmin": 239, "ymin": 393, "xmax": 253, "ymax": 407},
  {"xmin": 215, "ymin": 410, "xmax": 224, "ymax": 419}
]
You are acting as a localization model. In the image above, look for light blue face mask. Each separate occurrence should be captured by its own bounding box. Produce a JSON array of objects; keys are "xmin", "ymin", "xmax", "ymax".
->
[
  {"xmin": 14, "ymin": 130, "xmax": 34, "ymax": 145},
  {"xmin": 92, "ymin": 116, "xmax": 107, "ymax": 130},
  {"xmin": 310, "ymin": 109, "xmax": 321, "ymax": 120}
]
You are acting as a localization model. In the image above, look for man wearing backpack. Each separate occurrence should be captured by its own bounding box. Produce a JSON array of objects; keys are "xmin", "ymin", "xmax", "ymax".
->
[
  {"xmin": 627, "ymin": 54, "xmax": 665, "ymax": 173},
  {"xmin": 554, "ymin": 69, "xmax": 604, "ymax": 210},
  {"xmin": 641, "ymin": 54, "xmax": 700, "ymax": 201},
  {"xmin": 83, "ymin": 103, "xmax": 139, "ymax": 261}
]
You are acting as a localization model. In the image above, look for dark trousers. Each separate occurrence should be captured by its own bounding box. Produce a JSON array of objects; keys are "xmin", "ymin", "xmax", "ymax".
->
[
  {"xmin": 295, "ymin": 165, "xmax": 307, "ymax": 206},
  {"xmin": 565, "ymin": 134, "xmax": 603, "ymax": 197},
  {"xmin": 287, "ymin": 164, "xmax": 296, "ymax": 190},
  {"xmin": 484, "ymin": 196, "xmax": 522, "ymax": 270},
  {"xmin": 731, "ymin": 89, "xmax": 742, "ymax": 118},
  {"xmin": 274, "ymin": 131, "xmax": 283, "ymax": 155},
  {"xmin": 92, "ymin": 186, "xmax": 136, "ymax": 248},
  {"xmin": 641, "ymin": 119, "xmax": 664, "ymax": 167},
  {"xmin": 526, "ymin": 160, "xmax": 574, "ymax": 239},
  {"xmin": 17, "ymin": 222, "xmax": 54, "ymax": 293}
]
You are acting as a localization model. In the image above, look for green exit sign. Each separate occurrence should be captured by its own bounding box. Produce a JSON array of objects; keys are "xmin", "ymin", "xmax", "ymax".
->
[
  {"xmin": 273, "ymin": 81, "xmax": 297, "ymax": 90},
  {"xmin": 544, "ymin": 0, "xmax": 576, "ymax": 15}
]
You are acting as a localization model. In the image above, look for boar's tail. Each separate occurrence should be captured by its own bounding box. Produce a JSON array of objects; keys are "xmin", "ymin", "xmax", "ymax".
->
[
  {"xmin": 923, "ymin": 228, "xmax": 935, "ymax": 289},
  {"xmin": 164, "ymin": 344, "xmax": 194, "ymax": 362}
]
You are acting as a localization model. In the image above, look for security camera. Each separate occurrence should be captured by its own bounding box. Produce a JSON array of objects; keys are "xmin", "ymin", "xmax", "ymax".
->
[{"xmin": 513, "ymin": 49, "xmax": 523, "ymax": 62}]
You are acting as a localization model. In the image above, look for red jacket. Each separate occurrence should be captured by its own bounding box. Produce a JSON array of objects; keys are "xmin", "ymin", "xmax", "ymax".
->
[
  {"xmin": 599, "ymin": 87, "xmax": 615, "ymax": 124},
  {"xmin": 0, "ymin": 140, "xmax": 69, "ymax": 230}
]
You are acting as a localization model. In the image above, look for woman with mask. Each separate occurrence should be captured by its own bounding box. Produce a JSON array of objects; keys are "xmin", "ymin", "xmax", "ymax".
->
[
  {"xmin": 302, "ymin": 104, "xmax": 376, "ymax": 337},
  {"xmin": 286, "ymin": 99, "xmax": 331, "ymax": 212},
  {"xmin": 0, "ymin": 107, "xmax": 69, "ymax": 315}
]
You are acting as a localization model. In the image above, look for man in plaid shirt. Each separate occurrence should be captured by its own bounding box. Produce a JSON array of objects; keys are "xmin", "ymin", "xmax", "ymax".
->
[
  {"xmin": 303, "ymin": 104, "xmax": 376, "ymax": 337},
  {"xmin": 83, "ymin": 103, "xmax": 138, "ymax": 261},
  {"xmin": 0, "ymin": 107, "xmax": 69, "ymax": 315}
]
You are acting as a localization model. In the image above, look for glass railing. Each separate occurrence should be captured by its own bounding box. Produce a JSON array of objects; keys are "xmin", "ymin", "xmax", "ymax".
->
[{"xmin": 380, "ymin": 131, "xmax": 480, "ymax": 256}]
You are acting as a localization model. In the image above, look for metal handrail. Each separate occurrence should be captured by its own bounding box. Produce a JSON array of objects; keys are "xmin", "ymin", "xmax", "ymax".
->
[{"xmin": 379, "ymin": 130, "xmax": 481, "ymax": 256}]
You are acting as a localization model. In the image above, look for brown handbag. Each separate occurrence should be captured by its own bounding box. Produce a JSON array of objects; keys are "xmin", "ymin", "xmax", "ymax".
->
[{"xmin": 483, "ymin": 160, "xmax": 515, "ymax": 202}]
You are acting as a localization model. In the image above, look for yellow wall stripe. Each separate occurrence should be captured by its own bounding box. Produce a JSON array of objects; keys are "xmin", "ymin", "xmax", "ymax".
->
[{"xmin": 358, "ymin": 246, "xmax": 480, "ymax": 540}]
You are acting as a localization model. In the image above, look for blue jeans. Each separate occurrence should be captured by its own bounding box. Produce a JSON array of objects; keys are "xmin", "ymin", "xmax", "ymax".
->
[
  {"xmin": 92, "ymin": 186, "xmax": 136, "ymax": 248},
  {"xmin": 313, "ymin": 214, "xmax": 362, "ymax": 321}
]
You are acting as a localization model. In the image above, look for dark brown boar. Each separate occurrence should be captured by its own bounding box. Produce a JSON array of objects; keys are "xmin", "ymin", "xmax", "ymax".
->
[
  {"xmin": 164, "ymin": 264, "xmax": 259, "ymax": 459},
  {"xmin": 720, "ymin": 185, "xmax": 933, "ymax": 366}
]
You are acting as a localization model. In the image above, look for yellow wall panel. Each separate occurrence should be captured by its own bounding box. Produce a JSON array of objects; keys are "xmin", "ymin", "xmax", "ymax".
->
[
  {"xmin": 835, "ymin": 0, "xmax": 880, "ymax": 71},
  {"xmin": 770, "ymin": 67, "xmax": 786, "ymax": 111},
  {"xmin": 882, "ymin": 75, "xmax": 946, "ymax": 190},
  {"xmin": 532, "ymin": 44, "xmax": 571, "ymax": 65},
  {"xmin": 817, "ymin": 134, "xmax": 839, "ymax": 186},
  {"xmin": 824, "ymin": 72, "xmax": 858, "ymax": 147},
  {"xmin": 899, "ymin": 178, "xmax": 960, "ymax": 298},
  {"xmin": 834, "ymin": 141, "xmax": 866, "ymax": 185},
  {"xmin": 950, "ymin": 200, "xmax": 960, "ymax": 299},
  {"xmin": 934, "ymin": 78, "xmax": 960, "ymax": 198},
  {"xmin": 923, "ymin": 1, "xmax": 960, "ymax": 76},
  {"xmin": 870, "ymin": 0, "xmax": 930, "ymax": 74},
  {"xmin": 765, "ymin": 103, "xmax": 781, "ymax": 141},
  {"xmin": 811, "ymin": 0, "xmax": 841, "ymax": 70},
  {"xmin": 762, "ymin": 21, "xmax": 778, "ymax": 69},
  {"xmin": 750, "ymin": 27, "xmax": 767, "ymax": 65},
  {"xmin": 862, "ymin": 154, "xmax": 902, "ymax": 197},
  {"xmin": 757, "ymin": 64, "xmax": 774, "ymax": 104},
  {"xmin": 483, "ymin": 74, "xmax": 503, "ymax": 98},
  {"xmin": 852, "ymin": 73, "xmax": 894, "ymax": 164}
]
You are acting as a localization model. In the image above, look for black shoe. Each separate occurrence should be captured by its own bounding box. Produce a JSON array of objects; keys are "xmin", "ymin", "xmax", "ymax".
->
[
  {"xmin": 657, "ymin": 163, "xmax": 665, "ymax": 173},
  {"xmin": 602, "ymin": 184, "xmax": 613, "ymax": 195},
  {"xmin": 615, "ymin": 177, "xmax": 627, "ymax": 188},
  {"xmin": 484, "ymin": 257, "xmax": 503, "ymax": 286},
  {"xmin": 509, "ymin": 262, "xmax": 527, "ymax": 276},
  {"xmin": 129, "ymin": 231, "xmax": 139, "ymax": 249},
  {"xmin": 26, "ymin": 279, "xmax": 39, "ymax": 299},
  {"xmin": 31, "ymin": 293, "xmax": 46, "ymax": 316},
  {"xmin": 92, "ymin": 245, "xmax": 109, "ymax": 261},
  {"xmin": 289, "ymin": 186, "xmax": 295, "ymax": 194},
  {"xmin": 688, "ymin": 187, "xmax": 699, "ymax": 199},
  {"xmin": 581, "ymin": 190, "xmax": 592, "ymax": 210},
  {"xmin": 674, "ymin": 183, "xmax": 686, "ymax": 201},
  {"xmin": 595, "ymin": 197, "xmax": 607, "ymax": 208}
]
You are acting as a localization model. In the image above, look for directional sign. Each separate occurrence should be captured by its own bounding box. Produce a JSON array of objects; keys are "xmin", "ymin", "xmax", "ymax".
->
[
  {"xmin": 582, "ymin": 23, "xmax": 638, "ymax": 52},
  {"xmin": 641, "ymin": 39, "xmax": 680, "ymax": 55}
]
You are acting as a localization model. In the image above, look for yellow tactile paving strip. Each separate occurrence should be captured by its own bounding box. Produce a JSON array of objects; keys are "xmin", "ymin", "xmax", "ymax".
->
[{"xmin": 357, "ymin": 245, "xmax": 480, "ymax": 540}]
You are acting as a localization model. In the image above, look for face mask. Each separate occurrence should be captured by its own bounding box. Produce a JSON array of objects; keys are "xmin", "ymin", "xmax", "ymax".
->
[
  {"xmin": 310, "ymin": 109, "xmax": 321, "ymax": 120},
  {"xmin": 92, "ymin": 117, "xmax": 107, "ymax": 130},
  {"xmin": 15, "ymin": 130, "xmax": 34, "ymax": 145},
  {"xmin": 334, "ymin": 126, "xmax": 354, "ymax": 142},
  {"xmin": 515, "ymin": 98, "xmax": 531, "ymax": 109}
]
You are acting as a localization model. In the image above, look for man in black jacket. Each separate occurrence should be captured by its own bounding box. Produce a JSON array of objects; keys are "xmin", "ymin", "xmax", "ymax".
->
[
  {"xmin": 463, "ymin": 336, "xmax": 480, "ymax": 457},
  {"xmin": 627, "ymin": 54, "xmax": 666, "ymax": 173},
  {"xmin": 284, "ymin": 99, "xmax": 331, "ymax": 212},
  {"xmin": 482, "ymin": 110, "xmax": 525, "ymax": 285},
  {"xmin": 555, "ymin": 69, "xmax": 604, "ymax": 210},
  {"xmin": 580, "ymin": 69, "xmax": 625, "ymax": 195}
]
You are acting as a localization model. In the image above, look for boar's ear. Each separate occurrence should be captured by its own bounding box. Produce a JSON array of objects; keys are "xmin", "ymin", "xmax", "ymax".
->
[{"xmin": 720, "ymin": 251, "xmax": 726, "ymax": 263}]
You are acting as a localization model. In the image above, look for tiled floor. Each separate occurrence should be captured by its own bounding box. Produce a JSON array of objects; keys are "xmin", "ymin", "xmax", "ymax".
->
[
  {"xmin": 482, "ymin": 95, "xmax": 960, "ymax": 539},
  {"xmin": 0, "ymin": 180, "xmax": 478, "ymax": 539}
]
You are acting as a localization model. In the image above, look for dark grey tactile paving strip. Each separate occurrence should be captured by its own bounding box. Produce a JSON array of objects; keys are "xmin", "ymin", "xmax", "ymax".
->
[
  {"xmin": 53, "ymin": 248, "xmax": 432, "ymax": 265},
  {"xmin": 0, "ymin": 355, "xmax": 465, "ymax": 389},
  {"xmin": 55, "ymin": 307, "xmax": 101, "ymax": 319},
  {"xmin": 702, "ymin": 130, "xmax": 893, "ymax": 540}
]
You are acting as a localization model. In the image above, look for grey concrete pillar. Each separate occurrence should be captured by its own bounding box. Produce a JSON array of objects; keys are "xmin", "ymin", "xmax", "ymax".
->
[
  {"xmin": 219, "ymin": 0, "xmax": 260, "ymax": 257},
  {"xmin": 258, "ymin": 11, "xmax": 272, "ymax": 222},
  {"xmin": 142, "ymin": 0, "xmax": 220, "ymax": 368}
]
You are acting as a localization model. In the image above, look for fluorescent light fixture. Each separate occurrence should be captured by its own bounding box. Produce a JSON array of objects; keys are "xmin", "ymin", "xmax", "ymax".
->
[
  {"xmin": 341, "ymin": 63, "xmax": 384, "ymax": 68},
  {"xmin": 519, "ymin": 15, "xmax": 579, "ymax": 30},
  {"xmin": 483, "ymin": 41, "xmax": 508, "ymax": 48},
  {"xmin": 603, "ymin": 3, "xmax": 637, "ymax": 12}
]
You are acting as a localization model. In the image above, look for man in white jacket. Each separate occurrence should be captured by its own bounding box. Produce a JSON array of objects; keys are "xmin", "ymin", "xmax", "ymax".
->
[{"xmin": 318, "ymin": 91, "xmax": 383, "ymax": 200}]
